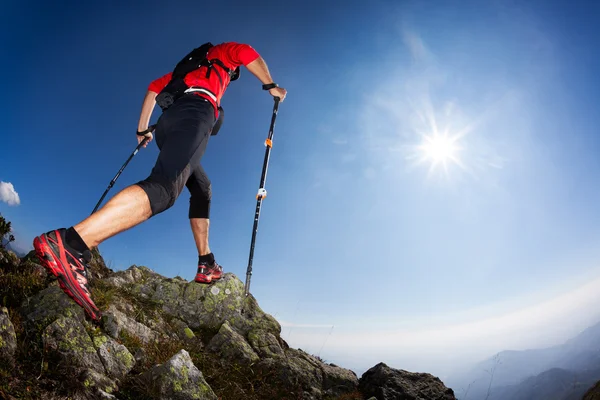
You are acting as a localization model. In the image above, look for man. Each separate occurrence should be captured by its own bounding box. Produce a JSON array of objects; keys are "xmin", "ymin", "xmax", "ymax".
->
[{"xmin": 33, "ymin": 42, "xmax": 287, "ymax": 322}]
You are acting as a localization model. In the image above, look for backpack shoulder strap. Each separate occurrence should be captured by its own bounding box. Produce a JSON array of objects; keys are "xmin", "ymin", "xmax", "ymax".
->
[{"xmin": 172, "ymin": 42, "xmax": 214, "ymax": 79}]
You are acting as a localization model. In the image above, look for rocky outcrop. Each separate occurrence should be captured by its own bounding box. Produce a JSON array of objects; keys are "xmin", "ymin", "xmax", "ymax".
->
[
  {"xmin": 1, "ymin": 238, "xmax": 456, "ymax": 400},
  {"xmin": 138, "ymin": 349, "xmax": 217, "ymax": 400},
  {"xmin": 359, "ymin": 362, "xmax": 456, "ymax": 400}
]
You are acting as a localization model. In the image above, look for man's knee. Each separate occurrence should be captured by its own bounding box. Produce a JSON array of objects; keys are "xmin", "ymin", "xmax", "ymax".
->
[{"xmin": 137, "ymin": 176, "xmax": 183, "ymax": 216}]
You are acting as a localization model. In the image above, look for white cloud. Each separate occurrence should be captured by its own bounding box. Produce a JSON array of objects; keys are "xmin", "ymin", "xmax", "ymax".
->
[{"xmin": 0, "ymin": 181, "xmax": 20, "ymax": 206}]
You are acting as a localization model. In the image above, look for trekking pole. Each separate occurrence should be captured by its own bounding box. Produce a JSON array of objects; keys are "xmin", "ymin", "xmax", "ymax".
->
[
  {"xmin": 91, "ymin": 125, "xmax": 156, "ymax": 214},
  {"xmin": 244, "ymin": 97, "xmax": 281, "ymax": 296}
]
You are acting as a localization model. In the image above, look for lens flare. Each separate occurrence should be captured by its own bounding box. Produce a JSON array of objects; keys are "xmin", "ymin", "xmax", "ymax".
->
[
  {"xmin": 413, "ymin": 131, "xmax": 465, "ymax": 177},
  {"xmin": 421, "ymin": 134, "xmax": 459, "ymax": 163}
]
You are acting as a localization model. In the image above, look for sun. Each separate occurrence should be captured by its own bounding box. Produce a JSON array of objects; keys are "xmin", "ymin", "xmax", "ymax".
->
[
  {"xmin": 416, "ymin": 133, "xmax": 464, "ymax": 175},
  {"xmin": 422, "ymin": 135, "xmax": 458, "ymax": 163}
]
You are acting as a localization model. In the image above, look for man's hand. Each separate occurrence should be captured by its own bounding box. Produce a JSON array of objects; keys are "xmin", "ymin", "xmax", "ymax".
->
[
  {"xmin": 137, "ymin": 132, "xmax": 153, "ymax": 148},
  {"xmin": 269, "ymin": 87, "xmax": 287, "ymax": 102}
]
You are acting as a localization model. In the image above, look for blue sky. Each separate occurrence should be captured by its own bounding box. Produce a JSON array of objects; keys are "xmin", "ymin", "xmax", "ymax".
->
[{"xmin": 3, "ymin": 0, "xmax": 600, "ymax": 380}]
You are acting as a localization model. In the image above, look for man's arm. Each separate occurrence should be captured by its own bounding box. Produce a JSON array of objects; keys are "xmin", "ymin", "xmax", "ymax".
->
[
  {"xmin": 137, "ymin": 91, "xmax": 157, "ymax": 132},
  {"xmin": 136, "ymin": 72, "xmax": 172, "ymax": 146},
  {"xmin": 136, "ymin": 91, "xmax": 157, "ymax": 147},
  {"xmin": 245, "ymin": 56, "xmax": 287, "ymax": 102}
]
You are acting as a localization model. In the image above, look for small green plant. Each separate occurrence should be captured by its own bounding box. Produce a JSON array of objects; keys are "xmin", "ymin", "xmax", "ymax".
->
[
  {"xmin": 90, "ymin": 280, "xmax": 117, "ymax": 311},
  {"xmin": 0, "ymin": 213, "xmax": 15, "ymax": 250}
]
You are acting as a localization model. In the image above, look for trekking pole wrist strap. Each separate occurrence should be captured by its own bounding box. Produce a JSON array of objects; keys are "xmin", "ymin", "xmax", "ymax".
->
[
  {"xmin": 262, "ymin": 83, "xmax": 278, "ymax": 90},
  {"xmin": 136, "ymin": 124, "xmax": 156, "ymax": 136}
]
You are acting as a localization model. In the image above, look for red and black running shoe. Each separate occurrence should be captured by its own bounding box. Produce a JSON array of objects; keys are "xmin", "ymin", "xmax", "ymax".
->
[
  {"xmin": 195, "ymin": 260, "xmax": 223, "ymax": 284},
  {"xmin": 33, "ymin": 229, "xmax": 101, "ymax": 322}
]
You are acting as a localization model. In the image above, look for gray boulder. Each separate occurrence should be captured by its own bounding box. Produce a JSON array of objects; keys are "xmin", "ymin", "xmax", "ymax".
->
[
  {"xmin": 91, "ymin": 333, "xmax": 135, "ymax": 379},
  {"xmin": 78, "ymin": 369, "xmax": 118, "ymax": 399},
  {"xmin": 206, "ymin": 321, "xmax": 259, "ymax": 365},
  {"xmin": 256, "ymin": 348, "xmax": 358, "ymax": 399},
  {"xmin": 42, "ymin": 316, "xmax": 105, "ymax": 374},
  {"xmin": 359, "ymin": 362, "xmax": 456, "ymax": 400},
  {"xmin": 248, "ymin": 327, "xmax": 286, "ymax": 358},
  {"xmin": 101, "ymin": 305, "xmax": 160, "ymax": 344},
  {"xmin": 21, "ymin": 286, "xmax": 85, "ymax": 330},
  {"xmin": 0, "ymin": 307, "xmax": 17, "ymax": 367},
  {"xmin": 139, "ymin": 349, "xmax": 217, "ymax": 400}
]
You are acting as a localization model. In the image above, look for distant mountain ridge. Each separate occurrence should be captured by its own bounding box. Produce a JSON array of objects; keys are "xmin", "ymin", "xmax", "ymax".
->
[
  {"xmin": 486, "ymin": 367, "xmax": 600, "ymax": 400},
  {"xmin": 3, "ymin": 240, "xmax": 27, "ymax": 257},
  {"xmin": 448, "ymin": 320, "xmax": 600, "ymax": 400}
]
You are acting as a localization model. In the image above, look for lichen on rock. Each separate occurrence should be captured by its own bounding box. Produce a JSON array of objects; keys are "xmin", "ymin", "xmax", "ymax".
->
[
  {"xmin": 42, "ymin": 316, "xmax": 105, "ymax": 373},
  {"xmin": 91, "ymin": 331, "xmax": 136, "ymax": 379},
  {"xmin": 206, "ymin": 321, "xmax": 259, "ymax": 365},
  {"xmin": 101, "ymin": 305, "xmax": 160, "ymax": 344},
  {"xmin": 138, "ymin": 349, "xmax": 217, "ymax": 400},
  {"xmin": 247, "ymin": 327, "xmax": 285, "ymax": 359},
  {"xmin": 0, "ymin": 307, "xmax": 17, "ymax": 367}
]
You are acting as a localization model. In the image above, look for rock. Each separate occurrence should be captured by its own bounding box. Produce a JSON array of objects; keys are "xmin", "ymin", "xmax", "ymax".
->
[
  {"xmin": 42, "ymin": 316, "xmax": 105, "ymax": 374},
  {"xmin": 253, "ymin": 348, "xmax": 359, "ymax": 399},
  {"xmin": 119, "ymin": 267, "xmax": 281, "ymax": 337},
  {"xmin": 257, "ymin": 349, "xmax": 324, "ymax": 399},
  {"xmin": 293, "ymin": 349, "xmax": 359, "ymax": 398},
  {"xmin": 206, "ymin": 321, "xmax": 259, "ymax": 365},
  {"xmin": 248, "ymin": 327, "xmax": 285, "ymax": 358},
  {"xmin": 87, "ymin": 247, "xmax": 113, "ymax": 281},
  {"xmin": 139, "ymin": 349, "xmax": 217, "ymax": 400},
  {"xmin": 104, "ymin": 265, "xmax": 145, "ymax": 287},
  {"xmin": 21, "ymin": 286, "xmax": 85, "ymax": 330},
  {"xmin": 79, "ymin": 369, "xmax": 118, "ymax": 399},
  {"xmin": 92, "ymin": 333, "xmax": 135, "ymax": 379},
  {"xmin": 101, "ymin": 305, "xmax": 159, "ymax": 344},
  {"xmin": 359, "ymin": 362, "xmax": 456, "ymax": 400},
  {"xmin": 170, "ymin": 318, "xmax": 200, "ymax": 345},
  {"xmin": 321, "ymin": 361, "xmax": 360, "ymax": 398},
  {"xmin": 584, "ymin": 381, "xmax": 600, "ymax": 400},
  {"xmin": 133, "ymin": 347, "xmax": 146, "ymax": 367},
  {"xmin": 0, "ymin": 307, "xmax": 17, "ymax": 368},
  {"xmin": 0, "ymin": 248, "xmax": 19, "ymax": 268}
]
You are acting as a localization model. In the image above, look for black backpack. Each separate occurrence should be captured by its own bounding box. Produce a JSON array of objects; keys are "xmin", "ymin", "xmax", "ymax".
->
[{"xmin": 155, "ymin": 42, "xmax": 240, "ymax": 135}]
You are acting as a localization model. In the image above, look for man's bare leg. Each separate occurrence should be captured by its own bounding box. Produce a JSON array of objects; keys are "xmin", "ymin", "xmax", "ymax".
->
[
  {"xmin": 74, "ymin": 184, "xmax": 152, "ymax": 249},
  {"xmin": 190, "ymin": 218, "xmax": 211, "ymax": 256}
]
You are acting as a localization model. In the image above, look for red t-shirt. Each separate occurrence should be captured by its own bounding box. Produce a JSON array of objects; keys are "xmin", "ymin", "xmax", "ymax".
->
[{"xmin": 148, "ymin": 42, "xmax": 260, "ymax": 116}]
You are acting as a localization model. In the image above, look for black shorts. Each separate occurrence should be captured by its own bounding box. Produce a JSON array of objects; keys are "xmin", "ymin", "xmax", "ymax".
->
[{"xmin": 137, "ymin": 94, "xmax": 216, "ymax": 218}]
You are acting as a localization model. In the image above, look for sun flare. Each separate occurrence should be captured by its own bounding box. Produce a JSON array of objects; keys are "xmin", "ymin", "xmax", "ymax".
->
[
  {"xmin": 415, "ymin": 133, "xmax": 464, "ymax": 176},
  {"xmin": 421, "ymin": 135, "xmax": 458, "ymax": 163}
]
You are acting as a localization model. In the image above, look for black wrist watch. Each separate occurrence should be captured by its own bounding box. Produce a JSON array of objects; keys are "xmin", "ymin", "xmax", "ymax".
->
[
  {"xmin": 262, "ymin": 83, "xmax": 278, "ymax": 90},
  {"xmin": 137, "ymin": 125, "xmax": 156, "ymax": 136}
]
